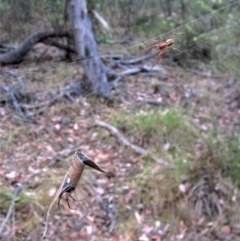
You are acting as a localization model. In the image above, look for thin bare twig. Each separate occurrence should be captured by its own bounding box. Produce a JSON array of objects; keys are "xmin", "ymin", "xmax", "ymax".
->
[
  {"xmin": 114, "ymin": 64, "xmax": 166, "ymax": 78},
  {"xmin": 42, "ymin": 172, "xmax": 68, "ymax": 239},
  {"xmin": 6, "ymin": 70, "xmax": 25, "ymax": 90},
  {"xmin": 0, "ymin": 85, "xmax": 25, "ymax": 118},
  {"xmin": 95, "ymin": 120, "xmax": 171, "ymax": 167},
  {"xmin": 135, "ymin": 98, "xmax": 164, "ymax": 106},
  {"xmin": 0, "ymin": 171, "xmax": 41, "ymax": 237}
]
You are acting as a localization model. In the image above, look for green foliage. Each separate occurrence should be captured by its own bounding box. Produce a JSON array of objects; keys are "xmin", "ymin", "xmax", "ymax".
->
[
  {"xmin": 110, "ymin": 108, "xmax": 185, "ymax": 136},
  {"xmin": 0, "ymin": 0, "xmax": 65, "ymax": 41},
  {"xmin": 96, "ymin": 0, "xmax": 240, "ymax": 73},
  {"xmin": 220, "ymin": 137, "xmax": 240, "ymax": 184},
  {"xmin": 108, "ymin": 105, "xmax": 239, "ymax": 226},
  {"xmin": 188, "ymin": 131, "xmax": 240, "ymax": 186},
  {"xmin": 95, "ymin": 31, "xmax": 108, "ymax": 44},
  {"xmin": 1, "ymin": 0, "xmax": 239, "ymax": 75},
  {"xmin": 0, "ymin": 188, "xmax": 34, "ymax": 213},
  {"xmin": 42, "ymin": 0, "xmax": 65, "ymax": 28},
  {"xmin": 0, "ymin": 1, "xmax": 9, "ymax": 11}
]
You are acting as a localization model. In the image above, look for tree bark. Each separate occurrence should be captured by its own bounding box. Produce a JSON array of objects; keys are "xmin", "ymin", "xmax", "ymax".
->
[
  {"xmin": 0, "ymin": 30, "xmax": 71, "ymax": 65},
  {"xmin": 67, "ymin": 0, "xmax": 111, "ymax": 98}
]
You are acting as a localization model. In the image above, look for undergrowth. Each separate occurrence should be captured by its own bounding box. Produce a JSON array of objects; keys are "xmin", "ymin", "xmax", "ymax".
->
[
  {"xmin": 109, "ymin": 106, "xmax": 240, "ymax": 233},
  {"xmin": 0, "ymin": 188, "xmax": 34, "ymax": 213}
]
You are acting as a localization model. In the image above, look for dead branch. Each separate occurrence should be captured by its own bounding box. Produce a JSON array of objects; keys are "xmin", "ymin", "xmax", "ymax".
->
[
  {"xmin": 43, "ymin": 39, "xmax": 76, "ymax": 54},
  {"xmin": 141, "ymin": 64, "xmax": 166, "ymax": 72},
  {"xmin": 0, "ymin": 70, "xmax": 26, "ymax": 110},
  {"xmin": 113, "ymin": 76, "xmax": 123, "ymax": 89},
  {"xmin": 92, "ymin": 10, "xmax": 112, "ymax": 33},
  {"xmin": 136, "ymin": 99, "xmax": 164, "ymax": 106},
  {"xmin": 116, "ymin": 64, "xmax": 166, "ymax": 77},
  {"xmin": 111, "ymin": 63, "xmax": 167, "ymax": 88},
  {"xmin": 0, "ymin": 171, "xmax": 41, "ymax": 237},
  {"xmin": 5, "ymin": 70, "xmax": 25, "ymax": 90},
  {"xmin": 1, "ymin": 78, "xmax": 83, "ymax": 118},
  {"xmin": 0, "ymin": 85, "xmax": 26, "ymax": 118},
  {"xmin": 95, "ymin": 120, "xmax": 171, "ymax": 167},
  {"xmin": 118, "ymin": 67, "xmax": 142, "ymax": 76},
  {"xmin": 0, "ymin": 30, "xmax": 71, "ymax": 65},
  {"xmin": 0, "ymin": 43, "xmax": 18, "ymax": 54}
]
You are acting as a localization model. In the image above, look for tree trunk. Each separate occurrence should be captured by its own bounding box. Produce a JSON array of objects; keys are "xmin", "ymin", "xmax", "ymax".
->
[{"xmin": 67, "ymin": 0, "xmax": 111, "ymax": 98}]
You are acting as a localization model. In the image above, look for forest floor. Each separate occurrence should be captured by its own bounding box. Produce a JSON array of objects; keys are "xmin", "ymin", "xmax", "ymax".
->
[{"xmin": 0, "ymin": 55, "xmax": 240, "ymax": 241}]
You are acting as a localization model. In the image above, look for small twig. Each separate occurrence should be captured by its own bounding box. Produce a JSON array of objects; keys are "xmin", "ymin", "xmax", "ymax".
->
[
  {"xmin": 92, "ymin": 9, "xmax": 112, "ymax": 33},
  {"xmin": 113, "ymin": 76, "xmax": 123, "ymax": 89},
  {"xmin": 113, "ymin": 64, "xmax": 166, "ymax": 78},
  {"xmin": 0, "ymin": 171, "xmax": 41, "ymax": 237},
  {"xmin": 42, "ymin": 173, "xmax": 68, "ymax": 239},
  {"xmin": 0, "ymin": 85, "xmax": 26, "ymax": 120},
  {"xmin": 26, "ymin": 81, "xmax": 82, "ymax": 117},
  {"xmin": 118, "ymin": 67, "xmax": 141, "ymax": 76},
  {"xmin": 6, "ymin": 70, "xmax": 25, "ymax": 90},
  {"xmin": 136, "ymin": 99, "xmax": 164, "ymax": 106},
  {"xmin": 95, "ymin": 120, "xmax": 171, "ymax": 167},
  {"xmin": 141, "ymin": 64, "xmax": 165, "ymax": 72},
  {"xmin": 115, "ymin": 63, "xmax": 130, "ymax": 70}
]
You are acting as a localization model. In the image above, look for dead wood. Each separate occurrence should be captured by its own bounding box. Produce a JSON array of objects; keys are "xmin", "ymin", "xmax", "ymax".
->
[
  {"xmin": 0, "ymin": 30, "xmax": 71, "ymax": 65},
  {"xmin": 114, "ymin": 64, "xmax": 166, "ymax": 77},
  {"xmin": 110, "ymin": 63, "xmax": 167, "ymax": 88},
  {"xmin": 0, "ymin": 85, "xmax": 31, "ymax": 121},
  {"xmin": 0, "ymin": 43, "xmax": 18, "ymax": 54},
  {"xmin": 136, "ymin": 99, "xmax": 164, "ymax": 106},
  {"xmin": 1, "ymin": 78, "xmax": 83, "ymax": 119},
  {"xmin": 95, "ymin": 120, "xmax": 171, "ymax": 167},
  {"xmin": 92, "ymin": 10, "xmax": 112, "ymax": 33},
  {"xmin": 5, "ymin": 70, "xmax": 25, "ymax": 89}
]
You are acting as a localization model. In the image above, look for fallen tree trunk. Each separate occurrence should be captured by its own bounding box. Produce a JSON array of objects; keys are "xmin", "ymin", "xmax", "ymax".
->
[{"xmin": 0, "ymin": 30, "xmax": 71, "ymax": 65}]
